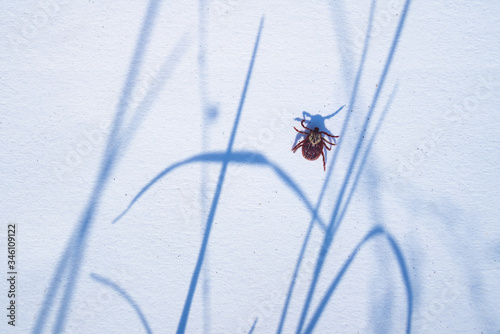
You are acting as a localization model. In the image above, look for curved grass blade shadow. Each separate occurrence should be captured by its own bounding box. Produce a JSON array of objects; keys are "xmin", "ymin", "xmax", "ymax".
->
[
  {"xmin": 112, "ymin": 151, "xmax": 327, "ymax": 230},
  {"xmin": 90, "ymin": 273, "xmax": 153, "ymax": 334},
  {"xmin": 176, "ymin": 17, "xmax": 265, "ymax": 334},
  {"xmin": 33, "ymin": 1, "xmax": 163, "ymax": 332},
  {"xmin": 296, "ymin": 0, "xmax": 412, "ymax": 332},
  {"xmin": 302, "ymin": 226, "xmax": 413, "ymax": 333}
]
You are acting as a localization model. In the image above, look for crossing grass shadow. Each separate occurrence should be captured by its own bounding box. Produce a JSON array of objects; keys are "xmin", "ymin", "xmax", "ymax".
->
[
  {"xmin": 197, "ymin": 1, "xmax": 215, "ymax": 332},
  {"xmin": 175, "ymin": 16, "xmax": 265, "ymax": 334},
  {"xmin": 277, "ymin": 0, "xmax": 380, "ymax": 331},
  {"xmin": 33, "ymin": 1, "xmax": 183, "ymax": 332},
  {"xmin": 302, "ymin": 226, "xmax": 412, "ymax": 333},
  {"xmin": 112, "ymin": 151, "xmax": 328, "ymax": 230}
]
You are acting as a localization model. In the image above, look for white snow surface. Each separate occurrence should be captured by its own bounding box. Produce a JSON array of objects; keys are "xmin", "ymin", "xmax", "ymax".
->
[{"xmin": 0, "ymin": 1, "xmax": 499, "ymax": 333}]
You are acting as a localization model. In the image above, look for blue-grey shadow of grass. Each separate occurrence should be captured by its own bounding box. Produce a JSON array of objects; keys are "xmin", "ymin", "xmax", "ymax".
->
[
  {"xmin": 302, "ymin": 226, "xmax": 412, "ymax": 333},
  {"xmin": 364, "ymin": 161, "xmax": 402, "ymax": 333},
  {"xmin": 176, "ymin": 16, "xmax": 265, "ymax": 334},
  {"xmin": 249, "ymin": 318, "xmax": 258, "ymax": 334},
  {"xmin": 328, "ymin": 1, "xmax": 358, "ymax": 89},
  {"xmin": 198, "ymin": 1, "xmax": 214, "ymax": 333},
  {"xmin": 277, "ymin": 0, "xmax": 379, "ymax": 331},
  {"xmin": 90, "ymin": 273, "xmax": 153, "ymax": 334},
  {"xmin": 32, "ymin": 2, "xmax": 413, "ymax": 333},
  {"xmin": 278, "ymin": 83, "xmax": 397, "ymax": 334},
  {"xmin": 117, "ymin": 30, "xmax": 192, "ymax": 155},
  {"xmin": 33, "ymin": 1, "xmax": 165, "ymax": 332},
  {"xmin": 112, "ymin": 151, "xmax": 327, "ymax": 230},
  {"xmin": 336, "ymin": 84, "xmax": 398, "ymax": 232},
  {"xmin": 295, "ymin": 0, "xmax": 413, "ymax": 332}
]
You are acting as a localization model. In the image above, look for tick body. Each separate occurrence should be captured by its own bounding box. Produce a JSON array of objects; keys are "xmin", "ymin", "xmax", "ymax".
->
[{"xmin": 292, "ymin": 119, "xmax": 339, "ymax": 171}]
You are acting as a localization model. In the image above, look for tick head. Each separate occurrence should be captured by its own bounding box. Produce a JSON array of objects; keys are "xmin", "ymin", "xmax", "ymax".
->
[
  {"xmin": 314, "ymin": 127, "xmax": 319, "ymax": 132},
  {"xmin": 309, "ymin": 131, "xmax": 322, "ymax": 145}
]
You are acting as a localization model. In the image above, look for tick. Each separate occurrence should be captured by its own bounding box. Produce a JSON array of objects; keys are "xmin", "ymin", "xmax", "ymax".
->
[{"xmin": 291, "ymin": 119, "xmax": 339, "ymax": 171}]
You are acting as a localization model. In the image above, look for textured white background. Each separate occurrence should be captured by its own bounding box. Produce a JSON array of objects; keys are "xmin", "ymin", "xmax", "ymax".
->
[{"xmin": 1, "ymin": 1, "xmax": 499, "ymax": 333}]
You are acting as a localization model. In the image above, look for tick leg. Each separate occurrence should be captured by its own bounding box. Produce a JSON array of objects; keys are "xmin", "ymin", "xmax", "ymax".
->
[
  {"xmin": 294, "ymin": 127, "xmax": 309, "ymax": 135},
  {"xmin": 301, "ymin": 119, "xmax": 314, "ymax": 132},
  {"xmin": 320, "ymin": 131, "xmax": 340, "ymax": 138},
  {"xmin": 321, "ymin": 150, "xmax": 326, "ymax": 171},
  {"xmin": 292, "ymin": 140, "xmax": 305, "ymax": 152},
  {"xmin": 322, "ymin": 137, "xmax": 336, "ymax": 148}
]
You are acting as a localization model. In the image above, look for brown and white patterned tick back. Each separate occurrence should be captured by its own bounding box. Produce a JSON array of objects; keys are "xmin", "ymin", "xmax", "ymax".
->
[{"xmin": 292, "ymin": 119, "xmax": 339, "ymax": 171}]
